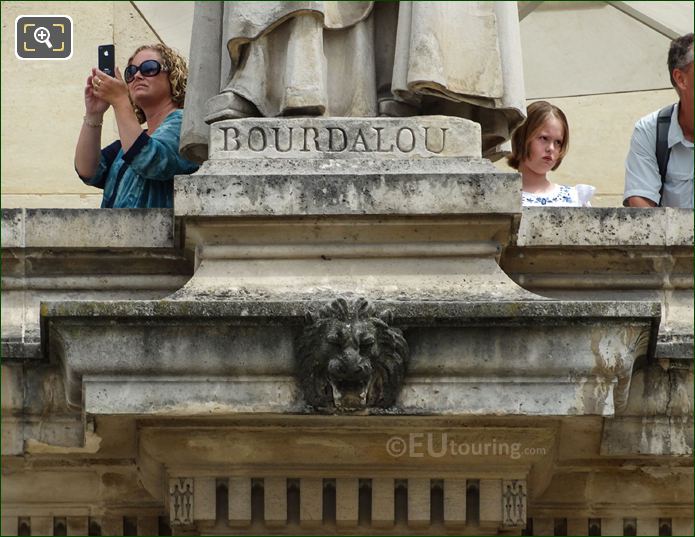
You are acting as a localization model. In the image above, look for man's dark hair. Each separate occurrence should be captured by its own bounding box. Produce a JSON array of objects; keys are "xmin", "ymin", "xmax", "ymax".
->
[{"xmin": 668, "ymin": 33, "xmax": 694, "ymax": 86}]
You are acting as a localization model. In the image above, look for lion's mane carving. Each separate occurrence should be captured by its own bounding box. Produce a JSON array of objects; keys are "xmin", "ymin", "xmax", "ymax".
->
[{"xmin": 296, "ymin": 297, "xmax": 409, "ymax": 411}]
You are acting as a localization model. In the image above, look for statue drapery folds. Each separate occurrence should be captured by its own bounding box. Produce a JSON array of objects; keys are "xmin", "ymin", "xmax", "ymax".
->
[{"xmin": 181, "ymin": 1, "xmax": 526, "ymax": 162}]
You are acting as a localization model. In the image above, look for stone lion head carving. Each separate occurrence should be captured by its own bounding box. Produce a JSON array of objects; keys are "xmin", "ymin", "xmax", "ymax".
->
[{"xmin": 296, "ymin": 297, "xmax": 409, "ymax": 411}]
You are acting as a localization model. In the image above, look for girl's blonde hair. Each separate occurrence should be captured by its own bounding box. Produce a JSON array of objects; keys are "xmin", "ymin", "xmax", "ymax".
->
[
  {"xmin": 507, "ymin": 101, "xmax": 570, "ymax": 171},
  {"xmin": 127, "ymin": 43, "xmax": 188, "ymax": 124}
]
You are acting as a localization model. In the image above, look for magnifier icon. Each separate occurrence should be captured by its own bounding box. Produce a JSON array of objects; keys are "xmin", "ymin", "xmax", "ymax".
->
[{"xmin": 33, "ymin": 26, "xmax": 53, "ymax": 49}]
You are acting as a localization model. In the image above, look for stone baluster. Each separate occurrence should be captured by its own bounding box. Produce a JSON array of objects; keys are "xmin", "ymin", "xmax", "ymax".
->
[
  {"xmin": 228, "ymin": 477, "xmax": 252, "ymax": 527},
  {"xmin": 636, "ymin": 517, "xmax": 659, "ymax": 535},
  {"xmin": 30, "ymin": 516, "xmax": 52, "ymax": 536},
  {"xmin": 479, "ymin": 479, "xmax": 502, "ymax": 528},
  {"xmin": 371, "ymin": 478, "xmax": 395, "ymax": 528},
  {"xmin": 443, "ymin": 479, "xmax": 467, "ymax": 528},
  {"xmin": 335, "ymin": 478, "xmax": 359, "ymax": 528},
  {"xmin": 66, "ymin": 516, "xmax": 88, "ymax": 536},
  {"xmin": 501, "ymin": 479, "xmax": 527, "ymax": 528},
  {"xmin": 532, "ymin": 517, "xmax": 555, "ymax": 536},
  {"xmin": 1, "ymin": 517, "xmax": 18, "ymax": 536},
  {"xmin": 169, "ymin": 478, "xmax": 194, "ymax": 525},
  {"xmin": 193, "ymin": 477, "xmax": 216, "ymax": 522},
  {"xmin": 566, "ymin": 518, "xmax": 587, "ymax": 535},
  {"xmin": 672, "ymin": 518, "xmax": 694, "ymax": 536},
  {"xmin": 601, "ymin": 517, "xmax": 623, "ymax": 536},
  {"xmin": 299, "ymin": 478, "xmax": 323, "ymax": 528},
  {"xmin": 100, "ymin": 516, "xmax": 124, "ymax": 536},
  {"xmin": 407, "ymin": 478, "xmax": 430, "ymax": 528},
  {"xmin": 264, "ymin": 477, "xmax": 287, "ymax": 527}
]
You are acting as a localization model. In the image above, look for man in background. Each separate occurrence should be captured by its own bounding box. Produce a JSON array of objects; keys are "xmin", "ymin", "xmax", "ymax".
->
[{"xmin": 624, "ymin": 33, "xmax": 693, "ymax": 208}]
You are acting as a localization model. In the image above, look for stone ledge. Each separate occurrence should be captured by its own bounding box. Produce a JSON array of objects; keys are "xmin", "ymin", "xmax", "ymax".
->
[
  {"xmin": 175, "ymin": 171, "xmax": 520, "ymax": 217},
  {"xmin": 601, "ymin": 416, "xmax": 693, "ymax": 456},
  {"xmin": 1, "ymin": 208, "xmax": 175, "ymax": 249},
  {"xmin": 80, "ymin": 376, "xmax": 623, "ymax": 417},
  {"xmin": 40, "ymin": 297, "xmax": 661, "ymax": 322},
  {"xmin": 10, "ymin": 332, "xmax": 687, "ymax": 363},
  {"xmin": 517, "ymin": 207, "xmax": 694, "ymax": 247},
  {"xmin": 656, "ymin": 334, "xmax": 695, "ymax": 360},
  {"xmin": 1, "ymin": 340, "xmax": 42, "ymax": 361},
  {"xmin": 41, "ymin": 296, "xmax": 659, "ymax": 416},
  {"xmin": 195, "ymin": 155, "xmax": 497, "ymax": 176}
]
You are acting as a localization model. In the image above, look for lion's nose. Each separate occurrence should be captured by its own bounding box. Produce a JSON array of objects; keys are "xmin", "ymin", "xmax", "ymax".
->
[{"xmin": 329, "ymin": 353, "xmax": 370, "ymax": 380}]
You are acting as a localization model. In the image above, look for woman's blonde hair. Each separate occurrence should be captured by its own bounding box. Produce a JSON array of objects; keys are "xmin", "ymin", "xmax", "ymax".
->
[
  {"xmin": 507, "ymin": 101, "xmax": 570, "ymax": 171},
  {"xmin": 127, "ymin": 43, "xmax": 188, "ymax": 124}
]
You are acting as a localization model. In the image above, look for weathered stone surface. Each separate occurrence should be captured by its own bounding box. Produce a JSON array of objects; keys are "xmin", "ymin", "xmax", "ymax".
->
[
  {"xmin": 2, "ymin": 209, "xmax": 175, "ymax": 249},
  {"xmin": 207, "ymin": 117, "xmax": 482, "ymax": 160},
  {"xmin": 227, "ymin": 477, "xmax": 251, "ymax": 526},
  {"xmin": 517, "ymin": 207, "xmax": 694, "ymax": 247},
  {"xmin": 1, "ymin": 209, "xmax": 191, "ymax": 362},
  {"xmin": 2, "ymin": 209, "xmax": 24, "ymax": 248},
  {"xmin": 601, "ymin": 359, "xmax": 693, "ymax": 456},
  {"xmin": 335, "ymin": 478, "xmax": 358, "ymax": 527},
  {"xmin": 43, "ymin": 298, "xmax": 657, "ymax": 416},
  {"xmin": 194, "ymin": 154, "xmax": 498, "ymax": 176},
  {"xmin": 621, "ymin": 362, "xmax": 693, "ymax": 417},
  {"xmin": 657, "ymin": 334, "xmax": 693, "ymax": 360},
  {"xmin": 407, "ymin": 478, "xmax": 430, "ymax": 527},
  {"xmin": 507, "ymin": 207, "xmax": 694, "ymax": 364},
  {"xmin": 172, "ymin": 255, "xmax": 543, "ymax": 322},
  {"xmin": 40, "ymin": 297, "xmax": 660, "ymax": 322},
  {"xmin": 601, "ymin": 416, "xmax": 693, "ymax": 456},
  {"xmin": 175, "ymin": 170, "xmax": 520, "ymax": 217},
  {"xmin": 4, "ymin": 200, "xmax": 692, "ymax": 534}
]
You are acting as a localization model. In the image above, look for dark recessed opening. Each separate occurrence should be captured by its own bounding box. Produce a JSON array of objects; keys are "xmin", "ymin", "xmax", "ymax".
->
[
  {"xmin": 624, "ymin": 518, "xmax": 637, "ymax": 536},
  {"xmin": 659, "ymin": 518, "xmax": 672, "ymax": 536},
  {"xmin": 123, "ymin": 516, "xmax": 137, "ymax": 536},
  {"xmin": 521, "ymin": 518, "xmax": 533, "ymax": 536},
  {"xmin": 430, "ymin": 479, "xmax": 444, "ymax": 526},
  {"xmin": 18, "ymin": 517, "xmax": 30, "ymax": 536},
  {"xmin": 157, "ymin": 515, "xmax": 172, "ymax": 536},
  {"xmin": 251, "ymin": 479, "xmax": 264, "ymax": 525},
  {"xmin": 358, "ymin": 479, "xmax": 372, "ymax": 527},
  {"xmin": 323, "ymin": 479, "xmax": 336, "ymax": 526},
  {"xmin": 466, "ymin": 480, "xmax": 480, "ymax": 526},
  {"xmin": 215, "ymin": 481, "xmax": 228, "ymax": 524},
  {"xmin": 394, "ymin": 479, "xmax": 408, "ymax": 526},
  {"xmin": 588, "ymin": 518, "xmax": 601, "ymax": 536},
  {"xmin": 53, "ymin": 517, "xmax": 67, "ymax": 536},
  {"xmin": 554, "ymin": 517, "xmax": 568, "ymax": 536},
  {"xmin": 88, "ymin": 518, "xmax": 102, "ymax": 536},
  {"xmin": 287, "ymin": 478, "xmax": 300, "ymax": 525}
]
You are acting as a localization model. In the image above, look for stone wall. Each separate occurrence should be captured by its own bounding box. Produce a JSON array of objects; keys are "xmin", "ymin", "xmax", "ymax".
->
[{"xmin": 2, "ymin": 207, "xmax": 692, "ymax": 535}]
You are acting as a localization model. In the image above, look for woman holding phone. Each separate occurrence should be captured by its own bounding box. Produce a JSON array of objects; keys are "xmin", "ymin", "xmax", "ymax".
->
[{"xmin": 74, "ymin": 44, "xmax": 198, "ymax": 208}]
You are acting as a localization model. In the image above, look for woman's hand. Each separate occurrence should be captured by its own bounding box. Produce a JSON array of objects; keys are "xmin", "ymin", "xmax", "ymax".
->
[
  {"xmin": 84, "ymin": 69, "xmax": 110, "ymax": 117},
  {"xmin": 90, "ymin": 67, "xmax": 130, "ymax": 110}
]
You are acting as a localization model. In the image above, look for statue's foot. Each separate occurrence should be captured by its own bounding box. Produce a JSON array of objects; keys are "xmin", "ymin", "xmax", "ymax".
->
[
  {"xmin": 378, "ymin": 98, "xmax": 418, "ymax": 118},
  {"xmin": 204, "ymin": 92, "xmax": 259, "ymax": 124}
]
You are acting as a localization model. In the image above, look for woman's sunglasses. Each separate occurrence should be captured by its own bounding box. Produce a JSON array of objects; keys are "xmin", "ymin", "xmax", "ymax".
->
[{"xmin": 124, "ymin": 59, "xmax": 168, "ymax": 83}]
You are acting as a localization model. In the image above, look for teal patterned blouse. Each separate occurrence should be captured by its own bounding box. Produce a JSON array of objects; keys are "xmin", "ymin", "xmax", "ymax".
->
[{"xmin": 79, "ymin": 110, "xmax": 199, "ymax": 208}]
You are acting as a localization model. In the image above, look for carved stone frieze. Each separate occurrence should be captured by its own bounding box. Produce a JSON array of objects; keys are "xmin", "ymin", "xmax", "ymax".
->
[
  {"xmin": 594, "ymin": 327, "xmax": 652, "ymax": 414},
  {"xmin": 296, "ymin": 297, "xmax": 409, "ymax": 411},
  {"xmin": 169, "ymin": 478, "xmax": 194, "ymax": 525},
  {"xmin": 502, "ymin": 479, "xmax": 527, "ymax": 527}
]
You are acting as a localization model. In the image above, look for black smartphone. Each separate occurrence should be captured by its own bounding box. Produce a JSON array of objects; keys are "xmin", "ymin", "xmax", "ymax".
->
[{"xmin": 98, "ymin": 44, "xmax": 115, "ymax": 77}]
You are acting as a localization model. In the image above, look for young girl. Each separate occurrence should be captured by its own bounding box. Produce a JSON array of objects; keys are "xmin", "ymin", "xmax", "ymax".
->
[{"xmin": 508, "ymin": 101, "xmax": 595, "ymax": 207}]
